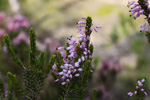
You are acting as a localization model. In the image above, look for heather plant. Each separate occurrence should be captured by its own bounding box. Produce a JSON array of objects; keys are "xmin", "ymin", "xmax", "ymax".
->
[
  {"xmin": 0, "ymin": 74, "xmax": 14, "ymax": 100},
  {"xmin": 91, "ymin": 58, "xmax": 122, "ymax": 100},
  {"xmin": 52, "ymin": 16, "xmax": 101, "ymax": 100},
  {"xmin": 127, "ymin": 0, "xmax": 150, "ymax": 42},
  {"xmin": 3, "ymin": 28, "xmax": 56, "ymax": 100},
  {"xmin": 127, "ymin": 78, "xmax": 147, "ymax": 100},
  {"xmin": 127, "ymin": 0, "xmax": 150, "ymax": 99}
]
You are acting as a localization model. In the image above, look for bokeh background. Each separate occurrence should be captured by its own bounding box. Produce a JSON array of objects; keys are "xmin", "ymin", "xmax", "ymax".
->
[{"xmin": 0, "ymin": 0, "xmax": 150, "ymax": 100}]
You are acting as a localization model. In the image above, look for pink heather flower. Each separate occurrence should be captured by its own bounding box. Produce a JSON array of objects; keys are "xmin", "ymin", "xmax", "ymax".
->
[
  {"xmin": 6, "ymin": 19, "xmax": 16, "ymax": 32},
  {"xmin": 127, "ymin": 92, "xmax": 134, "ymax": 97},
  {"xmin": 75, "ymin": 62, "xmax": 80, "ymax": 67},
  {"xmin": 96, "ymin": 26, "xmax": 101, "ymax": 29},
  {"xmin": 144, "ymin": 92, "xmax": 148, "ymax": 96},
  {"xmin": 3, "ymin": 46, "xmax": 7, "ymax": 53},
  {"xmin": 0, "ymin": 12, "xmax": 5, "ymax": 25},
  {"xmin": 141, "ymin": 89, "xmax": 144, "ymax": 91},
  {"xmin": 134, "ymin": 91, "xmax": 137, "ymax": 95},
  {"xmin": 44, "ymin": 38, "xmax": 52, "ymax": 47},
  {"xmin": 0, "ymin": 29, "xmax": 5, "ymax": 38},
  {"xmin": 6, "ymin": 15, "xmax": 30, "ymax": 32},
  {"xmin": 137, "ymin": 80, "xmax": 143, "ymax": 87},
  {"xmin": 61, "ymin": 82, "xmax": 66, "ymax": 85},
  {"xmin": 81, "ymin": 56, "xmax": 85, "ymax": 61},
  {"xmin": 54, "ymin": 17, "xmax": 100, "ymax": 85},
  {"xmin": 77, "ymin": 20, "xmax": 86, "ymax": 24},
  {"xmin": 75, "ymin": 73, "xmax": 80, "ymax": 77},
  {"xmin": 21, "ymin": 19, "xmax": 30, "ymax": 28},
  {"xmin": 127, "ymin": 78, "xmax": 147, "ymax": 98},
  {"xmin": 78, "ymin": 68, "xmax": 83, "ymax": 72},
  {"xmin": 77, "ymin": 16, "xmax": 101, "ymax": 34},
  {"xmin": 55, "ymin": 79, "xmax": 59, "ymax": 82},
  {"xmin": 145, "ymin": 26, "xmax": 149, "ymax": 32},
  {"xmin": 52, "ymin": 64, "xmax": 57, "ymax": 71},
  {"xmin": 13, "ymin": 32, "xmax": 28, "ymax": 45},
  {"xmin": 14, "ymin": 15, "xmax": 30, "ymax": 28},
  {"xmin": 82, "ymin": 16, "xmax": 86, "ymax": 20},
  {"xmin": 128, "ymin": 0, "xmax": 150, "ymax": 32},
  {"xmin": 57, "ymin": 46, "xmax": 64, "ymax": 50},
  {"xmin": 127, "ymin": 1, "xmax": 136, "ymax": 7},
  {"xmin": 141, "ymin": 78, "xmax": 146, "ymax": 83},
  {"xmin": 140, "ymin": 24, "xmax": 146, "ymax": 32},
  {"xmin": 136, "ymin": 86, "xmax": 139, "ymax": 89}
]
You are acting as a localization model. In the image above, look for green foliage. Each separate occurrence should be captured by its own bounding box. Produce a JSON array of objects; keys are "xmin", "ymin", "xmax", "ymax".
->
[
  {"xmin": 7, "ymin": 72, "xmax": 25, "ymax": 96},
  {"xmin": 91, "ymin": 89, "xmax": 97, "ymax": 100},
  {"xmin": 3, "ymin": 28, "xmax": 56, "ymax": 100},
  {"xmin": 7, "ymin": 73, "xmax": 13, "ymax": 100},
  {"xmin": 97, "ymin": 5, "xmax": 116, "ymax": 16},
  {"xmin": 56, "ymin": 50, "xmax": 64, "ymax": 72},
  {"xmin": 3, "ymin": 34, "xmax": 24, "ymax": 67},
  {"xmin": 45, "ymin": 55, "xmax": 56, "ymax": 78},
  {"xmin": 110, "ymin": 28, "xmax": 119, "ymax": 43},
  {"xmin": 29, "ymin": 28, "xmax": 37, "ymax": 66},
  {"xmin": 0, "ymin": 79, "xmax": 5, "ymax": 100},
  {"xmin": 0, "ymin": 0, "xmax": 9, "ymax": 11}
]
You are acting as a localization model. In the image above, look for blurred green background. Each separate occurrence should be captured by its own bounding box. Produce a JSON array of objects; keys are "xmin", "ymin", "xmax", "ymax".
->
[{"xmin": 0, "ymin": 0, "xmax": 150, "ymax": 100}]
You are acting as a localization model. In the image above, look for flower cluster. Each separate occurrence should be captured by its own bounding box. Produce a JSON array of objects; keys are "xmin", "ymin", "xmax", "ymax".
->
[
  {"xmin": 0, "ymin": 12, "xmax": 30, "ymax": 38},
  {"xmin": 53, "ymin": 17, "xmax": 101, "ymax": 85},
  {"xmin": 127, "ymin": 78, "xmax": 147, "ymax": 97},
  {"xmin": 0, "ymin": 12, "xmax": 5, "ymax": 25},
  {"xmin": 13, "ymin": 32, "xmax": 28, "ymax": 45},
  {"xmin": 6, "ymin": 15, "xmax": 29, "ymax": 32},
  {"xmin": 99, "ymin": 58, "xmax": 121, "ymax": 78},
  {"xmin": 77, "ymin": 16, "xmax": 101, "ymax": 35},
  {"xmin": 0, "ymin": 12, "xmax": 30, "ymax": 53},
  {"xmin": 127, "ymin": 0, "xmax": 150, "ymax": 32},
  {"xmin": 0, "ymin": 29, "xmax": 5, "ymax": 38}
]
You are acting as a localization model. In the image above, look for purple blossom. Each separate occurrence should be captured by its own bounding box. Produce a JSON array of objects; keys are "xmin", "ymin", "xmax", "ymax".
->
[
  {"xmin": 75, "ymin": 73, "xmax": 80, "ymax": 77},
  {"xmin": 127, "ymin": 78, "xmax": 147, "ymax": 97},
  {"xmin": 78, "ymin": 68, "xmax": 83, "ymax": 72},
  {"xmin": 128, "ymin": 0, "xmax": 150, "ymax": 32},
  {"xmin": 14, "ymin": 15, "xmax": 30, "ymax": 28},
  {"xmin": 44, "ymin": 38, "xmax": 52, "ymax": 50},
  {"xmin": 0, "ymin": 12, "xmax": 5, "ymax": 25},
  {"xmin": 77, "ymin": 16, "xmax": 101, "ymax": 34},
  {"xmin": 3, "ymin": 46, "xmax": 7, "ymax": 53},
  {"xmin": 57, "ymin": 46, "xmax": 64, "ymax": 50},
  {"xmin": 13, "ymin": 32, "xmax": 28, "ymax": 45},
  {"xmin": 54, "ymin": 17, "xmax": 99, "ymax": 85},
  {"xmin": 82, "ymin": 16, "xmax": 86, "ymax": 20},
  {"xmin": 6, "ymin": 15, "xmax": 30, "ymax": 32},
  {"xmin": 6, "ymin": 18, "xmax": 18, "ymax": 32},
  {"xmin": 0, "ymin": 29, "xmax": 5, "ymax": 38},
  {"xmin": 127, "ymin": 92, "xmax": 134, "ymax": 97},
  {"xmin": 52, "ymin": 64, "xmax": 57, "ymax": 71}
]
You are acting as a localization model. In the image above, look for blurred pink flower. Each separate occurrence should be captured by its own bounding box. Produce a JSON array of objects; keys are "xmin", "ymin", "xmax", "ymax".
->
[
  {"xmin": 6, "ymin": 15, "xmax": 30, "ymax": 32},
  {"xmin": 13, "ymin": 32, "xmax": 28, "ymax": 45},
  {"xmin": 6, "ymin": 18, "xmax": 18, "ymax": 32},
  {"xmin": 0, "ymin": 29, "xmax": 5, "ymax": 38},
  {"xmin": 14, "ymin": 15, "xmax": 30, "ymax": 28},
  {"xmin": 3, "ymin": 45, "xmax": 7, "ymax": 53},
  {"xmin": 21, "ymin": 19, "xmax": 30, "ymax": 28},
  {"xmin": 0, "ymin": 12, "xmax": 5, "ymax": 25},
  {"xmin": 51, "ymin": 42, "xmax": 60, "ymax": 53},
  {"xmin": 44, "ymin": 38, "xmax": 52, "ymax": 47}
]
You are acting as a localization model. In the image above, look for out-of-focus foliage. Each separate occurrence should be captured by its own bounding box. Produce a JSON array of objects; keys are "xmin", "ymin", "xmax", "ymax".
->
[{"xmin": 0, "ymin": 0, "xmax": 9, "ymax": 11}]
